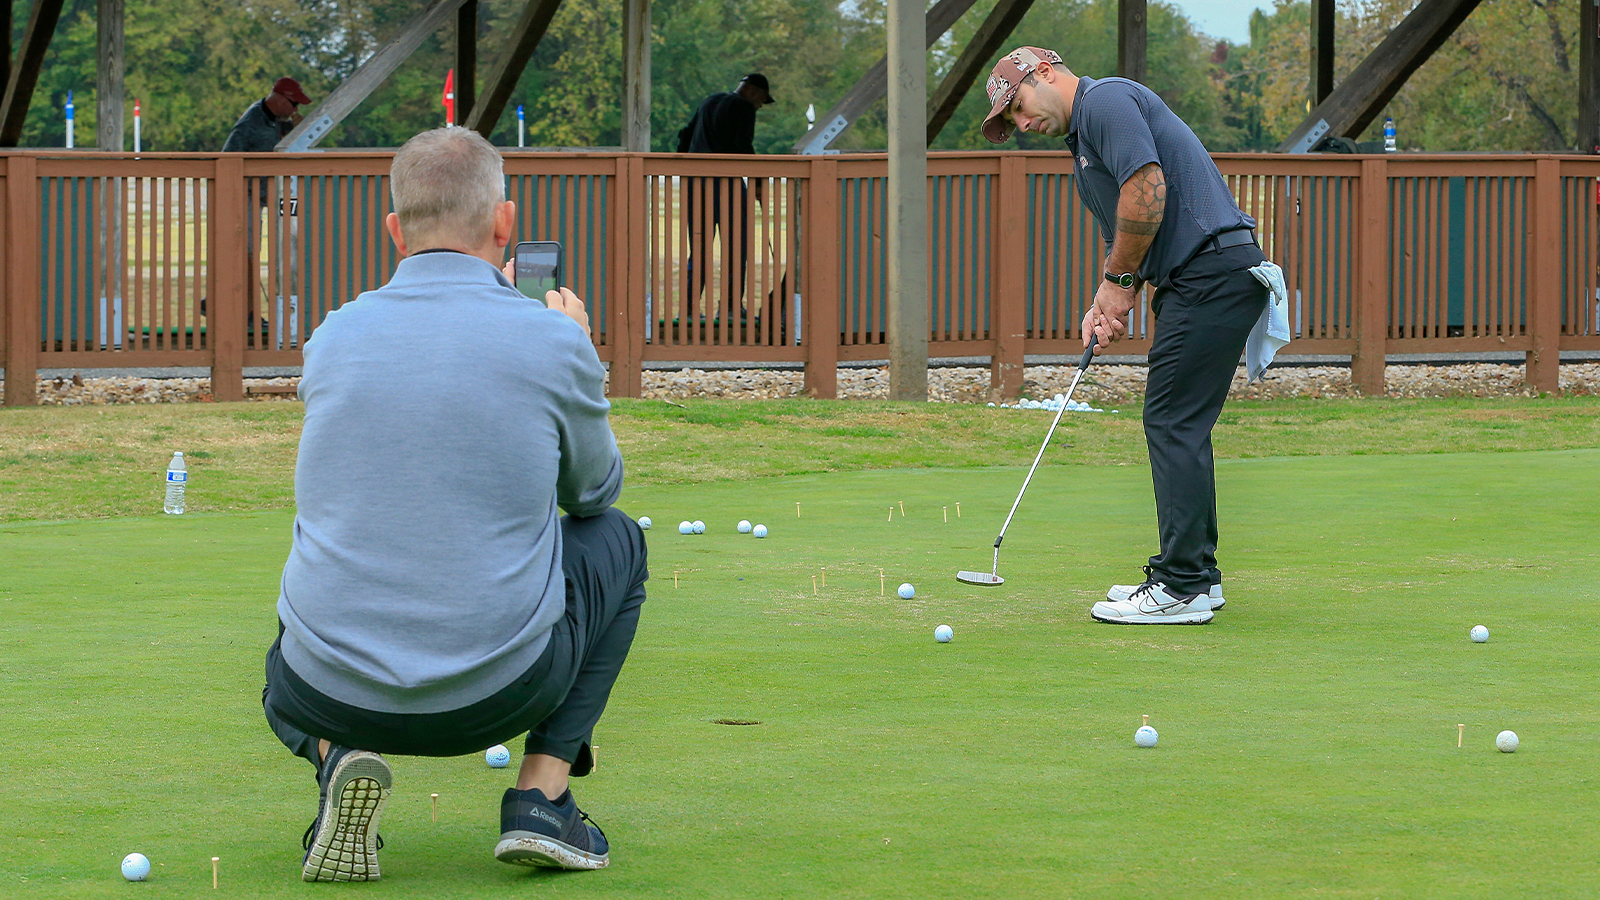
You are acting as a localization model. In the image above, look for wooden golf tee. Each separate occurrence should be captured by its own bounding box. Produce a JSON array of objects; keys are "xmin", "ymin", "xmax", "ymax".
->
[
  {"xmin": 943, "ymin": 506, "xmax": 947, "ymax": 522},
  {"xmin": 888, "ymin": 507, "xmax": 893, "ymax": 522},
  {"xmin": 1142, "ymin": 714, "xmax": 1149, "ymax": 727},
  {"xmin": 431, "ymin": 792, "xmax": 439, "ymax": 821},
  {"xmin": 899, "ymin": 500, "xmax": 905, "ymax": 516},
  {"xmin": 812, "ymin": 575, "xmax": 817, "ymax": 594},
  {"xmin": 212, "ymin": 857, "xmax": 219, "ymax": 889},
  {"xmin": 880, "ymin": 569, "xmax": 885, "ymax": 596},
  {"xmin": 673, "ymin": 570, "xmax": 679, "ymax": 589},
  {"xmin": 1458, "ymin": 723, "xmax": 1465, "ymax": 748},
  {"xmin": 956, "ymin": 502, "xmax": 961, "ymax": 517},
  {"xmin": 820, "ymin": 567, "xmax": 826, "ymax": 586},
  {"xmin": 796, "ymin": 502, "xmax": 801, "ymax": 518}
]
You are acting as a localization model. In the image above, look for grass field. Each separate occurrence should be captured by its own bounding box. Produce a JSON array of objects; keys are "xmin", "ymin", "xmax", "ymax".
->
[{"xmin": 3, "ymin": 398, "xmax": 1599, "ymax": 898}]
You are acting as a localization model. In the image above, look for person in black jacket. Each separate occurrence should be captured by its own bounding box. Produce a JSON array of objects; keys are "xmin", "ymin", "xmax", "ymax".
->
[{"xmin": 675, "ymin": 74, "xmax": 775, "ymax": 324}]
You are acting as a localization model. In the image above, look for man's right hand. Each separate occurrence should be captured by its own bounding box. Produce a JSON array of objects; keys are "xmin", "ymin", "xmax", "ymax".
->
[{"xmin": 544, "ymin": 287, "xmax": 592, "ymax": 337}]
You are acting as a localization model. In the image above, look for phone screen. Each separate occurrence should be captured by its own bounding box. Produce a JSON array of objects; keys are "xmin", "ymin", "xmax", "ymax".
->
[{"xmin": 514, "ymin": 241, "xmax": 562, "ymax": 299}]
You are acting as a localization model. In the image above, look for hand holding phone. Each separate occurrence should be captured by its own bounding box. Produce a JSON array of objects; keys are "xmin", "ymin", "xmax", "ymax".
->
[{"xmin": 513, "ymin": 241, "xmax": 562, "ymax": 299}]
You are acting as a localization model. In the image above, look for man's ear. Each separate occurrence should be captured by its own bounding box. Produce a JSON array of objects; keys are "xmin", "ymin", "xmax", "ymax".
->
[
  {"xmin": 1035, "ymin": 61, "xmax": 1057, "ymax": 83},
  {"xmin": 492, "ymin": 200, "xmax": 517, "ymax": 249},
  {"xmin": 385, "ymin": 212, "xmax": 409, "ymax": 257}
]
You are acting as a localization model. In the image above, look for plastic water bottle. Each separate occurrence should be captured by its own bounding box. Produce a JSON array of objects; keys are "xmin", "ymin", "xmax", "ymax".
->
[
  {"xmin": 1383, "ymin": 117, "xmax": 1397, "ymax": 152},
  {"xmin": 164, "ymin": 451, "xmax": 187, "ymax": 515}
]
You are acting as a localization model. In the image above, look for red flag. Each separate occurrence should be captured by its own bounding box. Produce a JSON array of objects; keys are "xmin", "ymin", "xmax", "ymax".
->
[{"xmin": 443, "ymin": 69, "xmax": 455, "ymax": 126}]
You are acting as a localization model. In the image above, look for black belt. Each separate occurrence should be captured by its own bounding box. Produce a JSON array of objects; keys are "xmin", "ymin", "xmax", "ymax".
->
[{"xmin": 1201, "ymin": 229, "xmax": 1257, "ymax": 253}]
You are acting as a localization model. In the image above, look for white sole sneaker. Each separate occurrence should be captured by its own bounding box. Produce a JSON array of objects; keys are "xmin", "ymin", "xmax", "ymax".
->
[
  {"xmin": 1108, "ymin": 581, "xmax": 1224, "ymax": 610},
  {"xmin": 1092, "ymin": 583, "xmax": 1214, "ymax": 624},
  {"xmin": 302, "ymin": 751, "xmax": 391, "ymax": 882}
]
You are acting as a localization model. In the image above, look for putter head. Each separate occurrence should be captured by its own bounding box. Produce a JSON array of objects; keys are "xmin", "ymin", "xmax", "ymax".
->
[{"xmin": 956, "ymin": 570, "xmax": 1004, "ymax": 586}]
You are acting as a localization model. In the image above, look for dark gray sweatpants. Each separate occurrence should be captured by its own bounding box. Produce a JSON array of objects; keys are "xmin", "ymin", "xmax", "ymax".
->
[
  {"xmin": 1143, "ymin": 241, "xmax": 1268, "ymax": 597},
  {"xmin": 262, "ymin": 506, "xmax": 648, "ymax": 778}
]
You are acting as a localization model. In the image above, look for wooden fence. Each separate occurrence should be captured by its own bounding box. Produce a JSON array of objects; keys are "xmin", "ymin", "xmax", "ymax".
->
[{"xmin": 3, "ymin": 151, "xmax": 1598, "ymax": 405}]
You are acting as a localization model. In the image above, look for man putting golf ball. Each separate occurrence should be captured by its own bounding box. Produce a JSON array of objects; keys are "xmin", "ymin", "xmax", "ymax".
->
[{"xmin": 981, "ymin": 46, "xmax": 1275, "ymax": 625}]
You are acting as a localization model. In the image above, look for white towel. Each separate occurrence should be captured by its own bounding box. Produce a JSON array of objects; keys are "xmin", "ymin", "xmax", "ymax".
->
[{"xmin": 1246, "ymin": 261, "xmax": 1291, "ymax": 383}]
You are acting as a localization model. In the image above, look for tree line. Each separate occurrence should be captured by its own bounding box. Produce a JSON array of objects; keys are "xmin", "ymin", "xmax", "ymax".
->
[{"xmin": 9, "ymin": 0, "xmax": 1588, "ymax": 153}]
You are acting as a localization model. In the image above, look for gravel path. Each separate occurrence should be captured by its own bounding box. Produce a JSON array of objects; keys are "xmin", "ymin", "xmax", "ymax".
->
[{"xmin": 11, "ymin": 362, "xmax": 1599, "ymax": 406}]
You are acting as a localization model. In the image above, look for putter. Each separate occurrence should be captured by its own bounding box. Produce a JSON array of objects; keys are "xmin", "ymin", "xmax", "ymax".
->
[{"xmin": 957, "ymin": 335, "xmax": 1098, "ymax": 586}]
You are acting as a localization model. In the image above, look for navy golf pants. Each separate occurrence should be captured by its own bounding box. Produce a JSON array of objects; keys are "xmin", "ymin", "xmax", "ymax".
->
[
  {"xmin": 262, "ymin": 506, "xmax": 648, "ymax": 778},
  {"xmin": 1143, "ymin": 241, "xmax": 1268, "ymax": 597}
]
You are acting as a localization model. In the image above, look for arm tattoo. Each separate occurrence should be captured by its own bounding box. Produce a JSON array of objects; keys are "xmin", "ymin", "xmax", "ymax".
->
[{"xmin": 1117, "ymin": 166, "xmax": 1166, "ymax": 236}]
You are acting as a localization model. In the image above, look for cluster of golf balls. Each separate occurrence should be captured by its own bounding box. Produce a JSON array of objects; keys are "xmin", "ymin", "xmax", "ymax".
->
[
  {"xmin": 121, "ymin": 852, "xmax": 151, "ymax": 882},
  {"xmin": 988, "ymin": 394, "xmax": 1107, "ymax": 413},
  {"xmin": 666, "ymin": 518, "xmax": 767, "ymax": 537},
  {"xmin": 485, "ymin": 744, "xmax": 511, "ymax": 768},
  {"xmin": 737, "ymin": 520, "xmax": 769, "ymax": 538},
  {"xmin": 677, "ymin": 520, "xmax": 707, "ymax": 534}
]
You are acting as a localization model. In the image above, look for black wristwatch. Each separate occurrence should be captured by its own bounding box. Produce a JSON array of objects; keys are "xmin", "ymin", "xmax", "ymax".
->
[{"xmin": 1104, "ymin": 271, "xmax": 1136, "ymax": 289}]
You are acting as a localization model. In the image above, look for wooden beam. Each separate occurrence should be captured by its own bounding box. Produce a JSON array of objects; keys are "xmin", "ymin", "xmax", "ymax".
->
[
  {"xmin": 277, "ymin": 0, "xmax": 469, "ymax": 150},
  {"xmin": 1, "ymin": 0, "xmax": 10, "ymax": 107},
  {"xmin": 622, "ymin": 0, "xmax": 650, "ymax": 151},
  {"xmin": 466, "ymin": 0, "xmax": 564, "ymax": 138},
  {"xmin": 1117, "ymin": 0, "xmax": 1147, "ymax": 83},
  {"xmin": 1311, "ymin": 0, "xmax": 1335, "ymax": 105},
  {"xmin": 927, "ymin": 0, "xmax": 1038, "ymax": 144},
  {"xmin": 456, "ymin": 0, "xmax": 477, "ymax": 126},
  {"xmin": 98, "ymin": 0, "xmax": 125, "ymax": 150},
  {"xmin": 1580, "ymin": 0, "xmax": 1598, "ymax": 153},
  {"xmin": 1279, "ymin": 0, "xmax": 1482, "ymax": 152},
  {"xmin": 793, "ymin": 0, "xmax": 980, "ymax": 153},
  {"xmin": 0, "ymin": 0, "xmax": 69, "ymax": 146}
]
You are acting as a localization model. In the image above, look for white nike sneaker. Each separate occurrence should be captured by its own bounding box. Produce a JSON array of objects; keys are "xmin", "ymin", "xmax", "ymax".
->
[
  {"xmin": 1091, "ymin": 582, "xmax": 1215, "ymax": 625},
  {"xmin": 1107, "ymin": 575, "xmax": 1225, "ymax": 610}
]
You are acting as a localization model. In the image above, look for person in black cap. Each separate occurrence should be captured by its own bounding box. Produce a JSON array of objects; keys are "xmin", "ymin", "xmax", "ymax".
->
[
  {"xmin": 215, "ymin": 78, "xmax": 314, "ymax": 339},
  {"xmin": 675, "ymin": 74, "xmax": 776, "ymax": 324}
]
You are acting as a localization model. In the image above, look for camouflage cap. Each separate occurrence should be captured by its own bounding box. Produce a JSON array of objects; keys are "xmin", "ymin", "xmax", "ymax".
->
[{"xmin": 980, "ymin": 47, "xmax": 1063, "ymax": 144}]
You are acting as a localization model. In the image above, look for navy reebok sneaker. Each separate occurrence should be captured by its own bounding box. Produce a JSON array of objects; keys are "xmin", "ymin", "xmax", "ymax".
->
[{"xmin": 494, "ymin": 787, "xmax": 610, "ymax": 870}]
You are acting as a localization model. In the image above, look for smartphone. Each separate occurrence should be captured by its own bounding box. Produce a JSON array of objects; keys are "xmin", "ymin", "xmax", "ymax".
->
[{"xmin": 514, "ymin": 241, "xmax": 562, "ymax": 300}]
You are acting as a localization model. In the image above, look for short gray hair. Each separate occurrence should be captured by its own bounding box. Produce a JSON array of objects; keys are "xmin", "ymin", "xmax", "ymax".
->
[{"xmin": 390, "ymin": 128, "xmax": 506, "ymax": 248}]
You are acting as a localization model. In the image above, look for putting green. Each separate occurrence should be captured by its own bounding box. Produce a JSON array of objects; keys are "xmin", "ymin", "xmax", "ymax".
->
[{"xmin": 3, "ymin": 448, "xmax": 1595, "ymax": 897}]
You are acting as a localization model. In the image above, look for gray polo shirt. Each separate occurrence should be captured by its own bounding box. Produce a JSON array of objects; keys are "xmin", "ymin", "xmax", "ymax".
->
[{"xmin": 1064, "ymin": 76, "xmax": 1254, "ymax": 287}]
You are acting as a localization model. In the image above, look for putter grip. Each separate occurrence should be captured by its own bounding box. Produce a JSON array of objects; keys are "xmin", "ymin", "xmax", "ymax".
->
[
  {"xmin": 993, "ymin": 535, "xmax": 1004, "ymax": 549},
  {"xmin": 1079, "ymin": 333, "xmax": 1098, "ymax": 369}
]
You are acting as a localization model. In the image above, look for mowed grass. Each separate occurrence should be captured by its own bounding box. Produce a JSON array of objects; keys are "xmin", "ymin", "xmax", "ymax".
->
[{"xmin": 2, "ymin": 398, "xmax": 1599, "ymax": 897}]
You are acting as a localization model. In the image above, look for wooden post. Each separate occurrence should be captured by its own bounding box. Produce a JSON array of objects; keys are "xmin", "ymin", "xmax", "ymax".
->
[
  {"xmin": 1311, "ymin": 0, "xmax": 1336, "ymax": 105},
  {"xmin": 456, "ymin": 0, "xmax": 477, "ymax": 126},
  {"xmin": 0, "ymin": 0, "xmax": 68, "ymax": 146},
  {"xmin": 804, "ymin": 158, "xmax": 839, "ymax": 398},
  {"xmin": 612, "ymin": 155, "xmax": 645, "ymax": 397},
  {"xmin": 1526, "ymin": 158, "xmax": 1561, "ymax": 394},
  {"xmin": 1117, "ymin": 0, "xmax": 1147, "ymax": 84},
  {"xmin": 211, "ymin": 157, "xmax": 247, "ymax": 402},
  {"xmin": 98, "ymin": 0, "xmax": 125, "ymax": 151},
  {"xmin": 1580, "ymin": 0, "xmax": 1599, "ymax": 153},
  {"xmin": 990, "ymin": 155, "xmax": 1026, "ymax": 401},
  {"xmin": 4, "ymin": 155, "xmax": 39, "ymax": 405},
  {"xmin": 621, "ymin": 0, "xmax": 651, "ymax": 152},
  {"xmin": 887, "ymin": 0, "xmax": 928, "ymax": 401},
  {"xmin": 1351, "ymin": 157, "xmax": 1388, "ymax": 395}
]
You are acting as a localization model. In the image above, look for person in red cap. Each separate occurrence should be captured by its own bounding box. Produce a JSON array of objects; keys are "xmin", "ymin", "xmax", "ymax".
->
[
  {"xmin": 215, "ymin": 78, "xmax": 315, "ymax": 338},
  {"xmin": 982, "ymin": 47, "xmax": 1270, "ymax": 626}
]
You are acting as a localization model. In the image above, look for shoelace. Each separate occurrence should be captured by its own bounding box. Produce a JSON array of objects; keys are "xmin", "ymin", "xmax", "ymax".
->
[{"xmin": 579, "ymin": 808, "xmax": 607, "ymax": 843}]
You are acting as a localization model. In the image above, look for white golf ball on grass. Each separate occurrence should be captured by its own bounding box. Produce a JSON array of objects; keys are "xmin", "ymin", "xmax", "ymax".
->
[
  {"xmin": 934, "ymin": 624, "xmax": 953, "ymax": 643},
  {"xmin": 737, "ymin": 520, "xmax": 752, "ymax": 533},
  {"xmin": 1496, "ymin": 730, "xmax": 1519, "ymax": 753},
  {"xmin": 752, "ymin": 524, "xmax": 768, "ymax": 538},
  {"xmin": 485, "ymin": 744, "xmax": 511, "ymax": 768},
  {"xmin": 121, "ymin": 852, "xmax": 151, "ymax": 882},
  {"xmin": 692, "ymin": 520, "xmax": 706, "ymax": 534},
  {"xmin": 678, "ymin": 520, "xmax": 693, "ymax": 534},
  {"xmin": 1135, "ymin": 725, "xmax": 1159, "ymax": 748},
  {"xmin": 638, "ymin": 516, "xmax": 652, "ymax": 530},
  {"xmin": 1470, "ymin": 625, "xmax": 1489, "ymax": 643},
  {"xmin": 898, "ymin": 583, "xmax": 916, "ymax": 599}
]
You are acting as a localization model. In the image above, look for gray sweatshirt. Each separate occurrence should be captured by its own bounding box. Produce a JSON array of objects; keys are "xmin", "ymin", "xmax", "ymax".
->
[{"xmin": 277, "ymin": 251, "xmax": 623, "ymax": 714}]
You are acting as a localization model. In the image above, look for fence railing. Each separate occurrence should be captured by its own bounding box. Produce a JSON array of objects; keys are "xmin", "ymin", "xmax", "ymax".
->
[{"xmin": 4, "ymin": 151, "xmax": 1597, "ymax": 405}]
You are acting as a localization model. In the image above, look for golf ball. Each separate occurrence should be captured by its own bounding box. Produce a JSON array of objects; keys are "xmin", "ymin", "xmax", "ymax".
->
[
  {"xmin": 692, "ymin": 520, "xmax": 706, "ymax": 534},
  {"xmin": 678, "ymin": 520, "xmax": 693, "ymax": 534},
  {"xmin": 1470, "ymin": 625, "xmax": 1489, "ymax": 643},
  {"xmin": 934, "ymin": 624, "xmax": 953, "ymax": 643},
  {"xmin": 485, "ymin": 744, "xmax": 511, "ymax": 768},
  {"xmin": 1496, "ymin": 730, "xmax": 1519, "ymax": 753},
  {"xmin": 898, "ymin": 582, "xmax": 916, "ymax": 599},
  {"xmin": 752, "ymin": 524, "xmax": 768, "ymax": 538},
  {"xmin": 121, "ymin": 852, "xmax": 151, "ymax": 882},
  {"xmin": 737, "ymin": 519, "xmax": 752, "ymax": 533},
  {"xmin": 638, "ymin": 516, "xmax": 652, "ymax": 530},
  {"xmin": 1135, "ymin": 725, "xmax": 1159, "ymax": 748}
]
